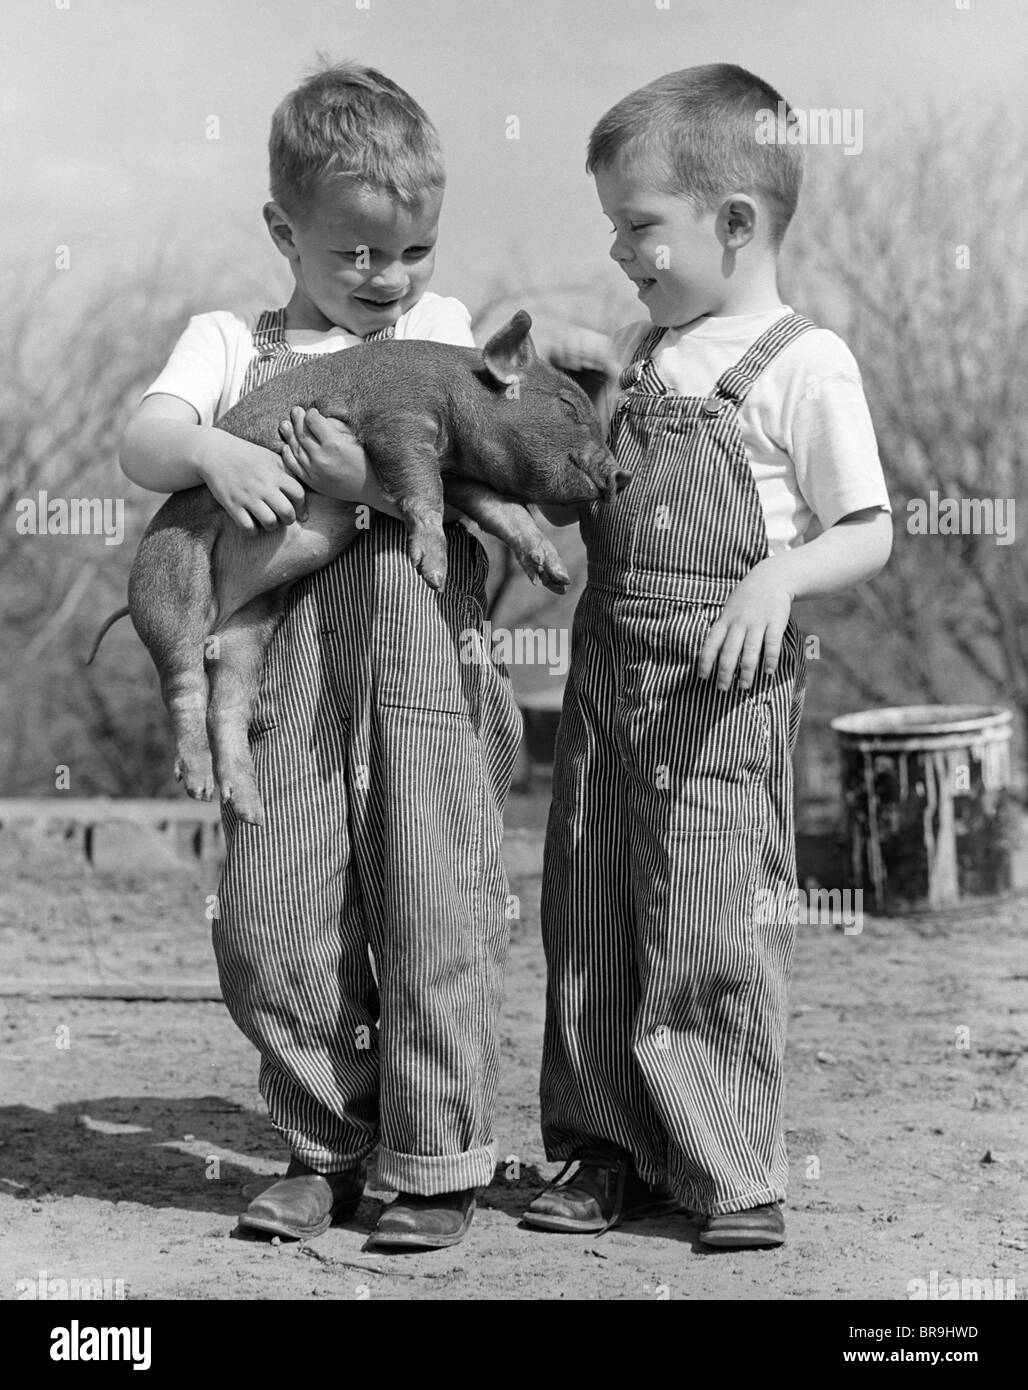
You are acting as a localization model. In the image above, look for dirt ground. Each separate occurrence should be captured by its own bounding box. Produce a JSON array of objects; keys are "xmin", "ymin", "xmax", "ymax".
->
[{"xmin": 1, "ymin": 796, "xmax": 1026, "ymax": 1303}]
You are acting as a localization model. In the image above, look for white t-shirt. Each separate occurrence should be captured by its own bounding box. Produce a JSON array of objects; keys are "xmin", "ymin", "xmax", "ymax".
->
[
  {"xmin": 607, "ymin": 306, "xmax": 890, "ymax": 551},
  {"xmin": 143, "ymin": 291, "xmax": 475, "ymax": 423}
]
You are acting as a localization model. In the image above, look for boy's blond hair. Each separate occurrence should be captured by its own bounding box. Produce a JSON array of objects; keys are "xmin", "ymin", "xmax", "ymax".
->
[{"xmin": 269, "ymin": 59, "xmax": 445, "ymax": 218}]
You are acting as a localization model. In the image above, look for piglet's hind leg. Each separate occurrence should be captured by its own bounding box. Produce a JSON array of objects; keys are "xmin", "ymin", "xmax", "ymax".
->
[
  {"xmin": 128, "ymin": 533, "xmax": 216, "ymax": 804},
  {"xmin": 205, "ymin": 589, "xmax": 288, "ymax": 827}
]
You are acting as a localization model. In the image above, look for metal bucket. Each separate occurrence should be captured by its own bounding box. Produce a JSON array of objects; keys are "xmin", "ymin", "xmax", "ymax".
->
[{"xmin": 830, "ymin": 704, "xmax": 1015, "ymax": 914}]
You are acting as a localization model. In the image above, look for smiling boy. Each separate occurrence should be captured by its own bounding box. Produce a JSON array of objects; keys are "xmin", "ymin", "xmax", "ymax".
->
[
  {"xmin": 525, "ymin": 64, "xmax": 892, "ymax": 1247},
  {"xmin": 120, "ymin": 61, "xmax": 523, "ymax": 1251}
]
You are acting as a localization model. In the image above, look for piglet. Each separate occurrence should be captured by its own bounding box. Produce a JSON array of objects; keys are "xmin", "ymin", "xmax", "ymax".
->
[{"xmin": 89, "ymin": 311, "xmax": 628, "ymax": 825}]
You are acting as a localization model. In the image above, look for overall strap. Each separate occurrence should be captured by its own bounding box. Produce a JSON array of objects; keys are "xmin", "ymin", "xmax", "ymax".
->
[
  {"xmin": 708, "ymin": 312, "xmax": 817, "ymax": 410},
  {"xmin": 252, "ymin": 308, "xmax": 288, "ymax": 352},
  {"xmin": 243, "ymin": 311, "xmax": 396, "ymax": 397},
  {"xmin": 253, "ymin": 310, "xmax": 396, "ymax": 350},
  {"xmin": 242, "ymin": 310, "xmax": 295, "ymax": 397},
  {"xmin": 617, "ymin": 325, "xmax": 668, "ymax": 395}
]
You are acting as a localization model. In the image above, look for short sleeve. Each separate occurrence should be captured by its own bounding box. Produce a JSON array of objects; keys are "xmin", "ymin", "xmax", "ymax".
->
[
  {"xmin": 777, "ymin": 335, "xmax": 891, "ymax": 532},
  {"xmin": 398, "ymin": 293, "xmax": 475, "ymax": 347},
  {"xmin": 143, "ymin": 312, "xmax": 243, "ymax": 427}
]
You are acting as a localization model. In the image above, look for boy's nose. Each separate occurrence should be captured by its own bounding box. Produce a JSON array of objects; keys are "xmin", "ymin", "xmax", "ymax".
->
[
  {"xmin": 609, "ymin": 238, "xmax": 633, "ymax": 266},
  {"xmin": 370, "ymin": 263, "xmax": 408, "ymax": 291}
]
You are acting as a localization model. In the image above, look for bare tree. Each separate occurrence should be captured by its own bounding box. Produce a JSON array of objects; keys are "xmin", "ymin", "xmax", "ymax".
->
[
  {"xmin": 0, "ymin": 255, "xmax": 264, "ymax": 795},
  {"xmin": 780, "ymin": 104, "xmax": 1028, "ymax": 774}
]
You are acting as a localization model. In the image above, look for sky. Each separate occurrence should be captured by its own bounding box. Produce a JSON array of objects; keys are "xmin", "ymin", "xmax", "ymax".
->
[{"xmin": 3, "ymin": 0, "xmax": 1026, "ymax": 326}]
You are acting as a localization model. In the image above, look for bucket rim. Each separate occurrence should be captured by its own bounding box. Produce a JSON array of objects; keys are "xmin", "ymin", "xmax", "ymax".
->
[{"xmin": 830, "ymin": 704, "xmax": 1012, "ymax": 739}]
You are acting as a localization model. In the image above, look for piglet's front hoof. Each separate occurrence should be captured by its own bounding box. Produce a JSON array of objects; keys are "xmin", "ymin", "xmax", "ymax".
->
[
  {"xmin": 540, "ymin": 564, "xmax": 571, "ymax": 594},
  {"xmin": 521, "ymin": 542, "xmax": 570, "ymax": 594},
  {"xmin": 419, "ymin": 564, "xmax": 448, "ymax": 591},
  {"xmin": 175, "ymin": 753, "xmax": 216, "ymax": 803},
  {"xmin": 219, "ymin": 778, "xmax": 266, "ymax": 827},
  {"xmin": 409, "ymin": 542, "xmax": 448, "ymax": 591}
]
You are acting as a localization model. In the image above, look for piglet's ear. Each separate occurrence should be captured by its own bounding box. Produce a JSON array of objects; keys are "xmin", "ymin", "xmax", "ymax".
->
[{"xmin": 482, "ymin": 310, "xmax": 536, "ymax": 389}]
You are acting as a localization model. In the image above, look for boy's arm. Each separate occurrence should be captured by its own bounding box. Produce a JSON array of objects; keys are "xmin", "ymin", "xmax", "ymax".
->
[
  {"xmin": 700, "ymin": 334, "xmax": 893, "ymax": 692},
  {"xmin": 698, "ymin": 507, "xmax": 892, "ymax": 692},
  {"xmin": 763, "ymin": 506, "xmax": 893, "ymax": 600},
  {"xmin": 121, "ymin": 393, "xmax": 308, "ymax": 532}
]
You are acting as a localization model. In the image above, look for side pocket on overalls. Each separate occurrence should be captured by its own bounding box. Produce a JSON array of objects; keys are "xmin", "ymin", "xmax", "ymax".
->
[
  {"xmin": 785, "ymin": 617, "xmax": 808, "ymax": 752},
  {"xmin": 374, "ymin": 528, "xmax": 474, "ymax": 716}
]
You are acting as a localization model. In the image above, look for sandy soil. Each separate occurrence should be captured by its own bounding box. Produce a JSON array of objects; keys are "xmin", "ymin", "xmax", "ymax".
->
[{"xmin": 1, "ymin": 801, "xmax": 1026, "ymax": 1303}]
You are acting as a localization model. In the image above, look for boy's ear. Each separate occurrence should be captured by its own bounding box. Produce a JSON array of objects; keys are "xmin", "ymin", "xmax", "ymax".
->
[
  {"xmin": 716, "ymin": 196, "xmax": 759, "ymax": 250},
  {"xmin": 263, "ymin": 202, "xmax": 300, "ymax": 262}
]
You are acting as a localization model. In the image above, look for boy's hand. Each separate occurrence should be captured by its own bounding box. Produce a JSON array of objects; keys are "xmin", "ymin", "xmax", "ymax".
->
[
  {"xmin": 197, "ymin": 436, "xmax": 308, "ymax": 533},
  {"xmin": 697, "ymin": 559, "xmax": 794, "ymax": 692},
  {"xmin": 543, "ymin": 325, "xmax": 620, "ymax": 378},
  {"xmin": 698, "ymin": 511, "xmax": 893, "ymax": 690},
  {"xmin": 119, "ymin": 395, "xmax": 306, "ymax": 531},
  {"xmin": 278, "ymin": 407, "xmax": 369, "ymax": 498}
]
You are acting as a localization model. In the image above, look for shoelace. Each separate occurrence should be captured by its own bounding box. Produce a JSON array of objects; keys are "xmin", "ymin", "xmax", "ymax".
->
[{"xmin": 531, "ymin": 1150, "xmax": 631, "ymax": 1235}]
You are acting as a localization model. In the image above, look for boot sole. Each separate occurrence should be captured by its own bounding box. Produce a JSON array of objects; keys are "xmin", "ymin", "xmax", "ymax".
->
[
  {"xmin": 522, "ymin": 1197, "xmax": 682, "ymax": 1234},
  {"xmin": 363, "ymin": 1226, "xmax": 471, "ymax": 1251},
  {"xmin": 236, "ymin": 1213, "xmax": 332, "ymax": 1241},
  {"xmin": 699, "ymin": 1226, "xmax": 785, "ymax": 1249},
  {"xmin": 365, "ymin": 1206, "xmax": 475, "ymax": 1251},
  {"xmin": 235, "ymin": 1196, "xmax": 362, "ymax": 1242}
]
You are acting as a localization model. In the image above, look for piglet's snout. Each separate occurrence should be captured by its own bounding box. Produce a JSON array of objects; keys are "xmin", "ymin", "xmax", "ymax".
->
[{"xmin": 573, "ymin": 445, "xmax": 631, "ymax": 502}]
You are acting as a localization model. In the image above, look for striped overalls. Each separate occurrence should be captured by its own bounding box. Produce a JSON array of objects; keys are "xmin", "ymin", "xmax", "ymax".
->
[
  {"xmin": 540, "ymin": 313, "xmax": 813, "ymax": 1215},
  {"xmin": 213, "ymin": 311, "xmax": 522, "ymax": 1194}
]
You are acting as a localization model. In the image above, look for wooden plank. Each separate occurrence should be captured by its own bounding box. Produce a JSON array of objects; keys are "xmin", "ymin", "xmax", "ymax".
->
[
  {"xmin": 0, "ymin": 981, "xmax": 223, "ymax": 1001},
  {"xmin": 0, "ymin": 798, "xmax": 222, "ymax": 825}
]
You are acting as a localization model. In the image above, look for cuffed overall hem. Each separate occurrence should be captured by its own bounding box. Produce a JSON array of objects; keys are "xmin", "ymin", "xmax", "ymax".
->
[
  {"xmin": 682, "ymin": 1185, "xmax": 786, "ymax": 1217},
  {"xmin": 287, "ymin": 1140, "xmax": 374, "ymax": 1173},
  {"xmin": 376, "ymin": 1142, "xmax": 496, "ymax": 1195}
]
